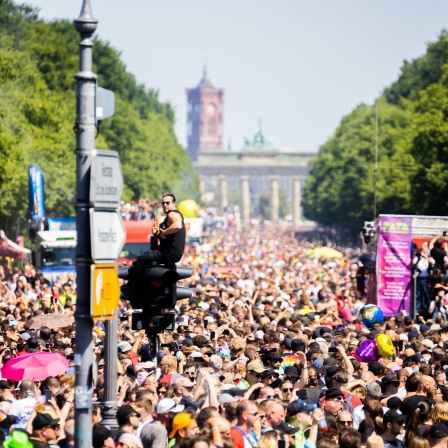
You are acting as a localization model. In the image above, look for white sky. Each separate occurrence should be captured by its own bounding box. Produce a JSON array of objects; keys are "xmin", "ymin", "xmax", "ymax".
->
[{"xmin": 24, "ymin": 0, "xmax": 448, "ymax": 153}]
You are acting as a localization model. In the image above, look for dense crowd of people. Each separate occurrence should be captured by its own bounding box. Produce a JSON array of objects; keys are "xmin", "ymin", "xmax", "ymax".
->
[{"xmin": 0, "ymin": 219, "xmax": 448, "ymax": 448}]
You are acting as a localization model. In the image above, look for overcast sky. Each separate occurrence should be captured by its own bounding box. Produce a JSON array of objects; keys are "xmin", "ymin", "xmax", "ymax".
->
[{"xmin": 25, "ymin": 0, "xmax": 448, "ymax": 153}]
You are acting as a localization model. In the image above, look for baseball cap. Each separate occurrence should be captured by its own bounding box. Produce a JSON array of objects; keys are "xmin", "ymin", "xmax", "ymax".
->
[
  {"xmin": 117, "ymin": 433, "xmax": 143, "ymax": 448},
  {"xmin": 276, "ymin": 422, "xmax": 303, "ymax": 435},
  {"xmin": 32, "ymin": 412, "xmax": 60, "ymax": 430},
  {"xmin": 117, "ymin": 341, "xmax": 132, "ymax": 354},
  {"xmin": 116, "ymin": 404, "xmax": 140, "ymax": 421},
  {"xmin": 287, "ymin": 399, "xmax": 316, "ymax": 416},
  {"xmin": 247, "ymin": 360, "xmax": 265, "ymax": 374},
  {"xmin": 408, "ymin": 331, "xmax": 419, "ymax": 341},
  {"xmin": 174, "ymin": 377, "xmax": 195, "ymax": 388},
  {"xmin": 134, "ymin": 361, "xmax": 155, "ymax": 374},
  {"xmin": 93, "ymin": 426, "xmax": 112, "ymax": 448},
  {"xmin": 325, "ymin": 387, "xmax": 344, "ymax": 400},
  {"xmin": 218, "ymin": 393, "xmax": 239, "ymax": 405},
  {"xmin": 169, "ymin": 412, "xmax": 196, "ymax": 438},
  {"xmin": 281, "ymin": 338, "xmax": 292, "ymax": 349},
  {"xmin": 383, "ymin": 409, "xmax": 406, "ymax": 425},
  {"xmin": 291, "ymin": 339, "xmax": 305, "ymax": 352},
  {"xmin": 422, "ymin": 339, "xmax": 435, "ymax": 350},
  {"xmin": 430, "ymin": 423, "xmax": 448, "ymax": 439},
  {"xmin": 156, "ymin": 398, "xmax": 185, "ymax": 414},
  {"xmin": 382, "ymin": 375, "xmax": 400, "ymax": 385},
  {"xmin": 283, "ymin": 366, "xmax": 299, "ymax": 377}
]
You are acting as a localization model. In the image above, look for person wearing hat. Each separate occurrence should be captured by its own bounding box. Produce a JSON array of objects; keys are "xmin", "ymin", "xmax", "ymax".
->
[
  {"xmin": 381, "ymin": 375, "xmax": 401, "ymax": 399},
  {"xmin": 117, "ymin": 433, "xmax": 144, "ymax": 448},
  {"xmin": 115, "ymin": 405, "xmax": 141, "ymax": 440},
  {"xmin": 92, "ymin": 426, "xmax": 115, "ymax": 448},
  {"xmin": 380, "ymin": 409, "xmax": 406, "ymax": 448},
  {"xmin": 168, "ymin": 412, "xmax": 199, "ymax": 445},
  {"xmin": 29, "ymin": 412, "xmax": 61, "ymax": 448},
  {"xmin": 429, "ymin": 423, "xmax": 448, "ymax": 448},
  {"xmin": 3, "ymin": 430, "xmax": 33, "ymax": 448},
  {"xmin": 140, "ymin": 398, "xmax": 184, "ymax": 448},
  {"xmin": 173, "ymin": 377, "xmax": 202, "ymax": 411}
]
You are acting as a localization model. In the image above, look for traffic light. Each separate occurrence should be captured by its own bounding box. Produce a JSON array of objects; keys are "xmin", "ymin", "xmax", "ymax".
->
[
  {"xmin": 362, "ymin": 221, "xmax": 375, "ymax": 244},
  {"xmin": 118, "ymin": 264, "xmax": 194, "ymax": 335}
]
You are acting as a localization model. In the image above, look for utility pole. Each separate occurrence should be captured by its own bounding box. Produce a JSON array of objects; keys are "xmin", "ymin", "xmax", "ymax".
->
[{"xmin": 73, "ymin": 2, "xmax": 97, "ymax": 447}]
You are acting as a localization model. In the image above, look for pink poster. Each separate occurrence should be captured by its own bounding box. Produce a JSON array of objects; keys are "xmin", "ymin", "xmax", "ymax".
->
[{"xmin": 377, "ymin": 216, "xmax": 412, "ymax": 316}]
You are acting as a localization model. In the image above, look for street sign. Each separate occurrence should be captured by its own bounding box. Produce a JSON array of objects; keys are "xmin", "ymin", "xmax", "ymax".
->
[
  {"xmin": 91, "ymin": 263, "xmax": 120, "ymax": 319},
  {"xmin": 90, "ymin": 150, "xmax": 123, "ymax": 208},
  {"xmin": 90, "ymin": 209, "xmax": 125, "ymax": 263}
]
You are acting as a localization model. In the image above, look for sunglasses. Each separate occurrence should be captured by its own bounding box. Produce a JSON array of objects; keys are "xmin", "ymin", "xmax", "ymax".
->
[
  {"xmin": 185, "ymin": 372, "xmax": 196, "ymax": 376},
  {"xmin": 162, "ymin": 201, "xmax": 172, "ymax": 205},
  {"xmin": 265, "ymin": 395, "xmax": 276, "ymax": 399},
  {"xmin": 246, "ymin": 411, "xmax": 258, "ymax": 416},
  {"xmin": 282, "ymin": 388, "xmax": 293, "ymax": 392},
  {"xmin": 339, "ymin": 421, "xmax": 353, "ymax": 425}
]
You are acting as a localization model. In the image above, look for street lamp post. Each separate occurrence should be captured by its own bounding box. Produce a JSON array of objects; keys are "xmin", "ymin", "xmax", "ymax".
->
[{"xmin": 73, "ymin": 1, "xmax": 97, "ymax": 447}]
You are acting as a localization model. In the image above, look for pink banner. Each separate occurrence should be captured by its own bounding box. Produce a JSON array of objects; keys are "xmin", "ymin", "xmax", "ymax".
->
[{"xmin": 377, "ymin": 216, "xmax": 412, "ymax": 316}]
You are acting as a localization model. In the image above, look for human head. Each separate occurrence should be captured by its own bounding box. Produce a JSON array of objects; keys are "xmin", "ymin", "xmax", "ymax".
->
[
  {"xmin": 32, "ymin": 412, "xmax": 61, "ymax": 443},
  {"xmin": 337, "ymin": 411, "xmax": 354, "ymax": 430},
  {"xmin": 429, "ymin": 423, "xmax": 448, "ymax": 448},
  {"xmin": 162, "ymin": 193, "xmax": 177, "ymax": 213},
  {"xmin": 92, "ymin": 426, "xmax": 114, "ymax": 448},
  {"xmin": 236, "ymin": 400, "xmax": 260, "ymax": 430},
  {"xmin": 383, "ymin": 409, "xmax": 406, "ymax": 438},
  {"xmin": 339, "ymin": 428, "xmax": 361, "ymax": 448},
  {"xmin": 116, "ymin": 404, "xmax": 141, "ymax": 430},
  {"xmin": 264, "ymin": 400, "xmax": 285, "ymax": 427},
  {"xmin": 169, "ymin": 412, "xmax": 199, "ymax": 440}
]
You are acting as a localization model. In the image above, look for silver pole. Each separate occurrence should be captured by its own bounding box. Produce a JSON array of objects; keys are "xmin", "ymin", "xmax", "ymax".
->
[
  {"xmin": 101, "ymin": 317, "xmax": 118, "ymax": 428},
  {"xmin": 73, "ymin": 2, "xmax": 97, "ymax": 447},
  {"xmin": 373, "ymin": 101, "xmax": 379, "ymax": 220}
]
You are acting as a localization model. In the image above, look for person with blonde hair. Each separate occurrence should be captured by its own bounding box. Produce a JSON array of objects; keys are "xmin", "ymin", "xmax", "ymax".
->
[
  {"xmin": 408, "ymin": 436, "xmax": 430, "ymax": 448},
  {"xmin": 431, "ymin": 402, "xmax": 448, "ymax": 424},
  {"xmin": 258, "ymin": 430, "xmax": 277, "ymax": 448}
]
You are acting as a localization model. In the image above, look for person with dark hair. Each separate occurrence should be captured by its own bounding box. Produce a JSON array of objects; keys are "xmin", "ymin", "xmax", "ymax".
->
[
  {"xmin": 131, "ymin": 192, "xmax": 186, "ymax": 267},
  {"xmin": 115, "ymin": 404, "xmax": 141, "ymax": 440},
  {"xmin": 92, "ymin": 425, "xmax": 114, "ymax": 448},
  {"xmin": 381, "ymin": 410, "xmax": 406, "ymax": 448},
  {"xmin": 339, "ymin": 428, "xmax": 362, "ymax": 448},
  {"xmin": 405, "ymin": 399, "xmax": 433, "ymax": 446}
]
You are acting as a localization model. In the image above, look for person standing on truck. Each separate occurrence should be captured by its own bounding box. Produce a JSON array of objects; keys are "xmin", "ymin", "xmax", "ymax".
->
[{"xmin": 131, "ymin": 193, "xmax": 186, "ymax": 268}]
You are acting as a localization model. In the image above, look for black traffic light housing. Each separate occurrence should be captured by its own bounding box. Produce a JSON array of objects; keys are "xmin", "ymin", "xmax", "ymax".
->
[{"xmin": 118, "ymin": 264, "xmax": 193, "ymax": 335}]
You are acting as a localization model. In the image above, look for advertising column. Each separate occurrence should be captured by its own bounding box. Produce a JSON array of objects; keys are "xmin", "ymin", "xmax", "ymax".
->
[{"xmin": 377, "ymin": 216, "xmax": 412, "ymax": 315}]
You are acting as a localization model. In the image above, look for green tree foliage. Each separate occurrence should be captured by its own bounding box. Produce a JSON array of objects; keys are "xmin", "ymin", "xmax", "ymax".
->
[
  {"xmin": 0, "ymin": 0, "xmax": 198, "ymax": 238},
  {"xmin": 303, "ymin": 30, "xmax": 448, "ymax": 233}
]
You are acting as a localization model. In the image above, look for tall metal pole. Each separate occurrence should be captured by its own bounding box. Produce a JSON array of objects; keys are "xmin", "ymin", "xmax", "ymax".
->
[
  {"xmin": 101, "ymin": 317, "xmax": 118, "ymax": 428},
  {"xmin": 74, "ymin": 2, "xmax": 97, "ymax": 447},
  {"xmin": 373, "ymin": 101, "xmax": 379, "ymax": 220}
]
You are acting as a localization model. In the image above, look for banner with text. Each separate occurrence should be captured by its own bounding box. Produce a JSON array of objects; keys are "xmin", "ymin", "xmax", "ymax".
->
[{"xmin": 377, "ymin": 216, "xmax": 412, "ymax": 316}]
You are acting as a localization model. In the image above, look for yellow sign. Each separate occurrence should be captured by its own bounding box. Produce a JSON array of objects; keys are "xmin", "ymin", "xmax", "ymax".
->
[{"xmin": 91, "ymin": 263, "xmax": 119, "ymax": 319}]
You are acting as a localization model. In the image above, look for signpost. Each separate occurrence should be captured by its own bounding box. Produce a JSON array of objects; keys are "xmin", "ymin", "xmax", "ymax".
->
[
  {"xmin": 90, "ymin": 150, "xmax": 123, "ymax": 208},
  {"xmin": 91, "ymin": 263, "xmax": 120, "ymax": 319},
  {"xmin": 89, "ymin": 210, "xmax": 125, "ymax": 262}
]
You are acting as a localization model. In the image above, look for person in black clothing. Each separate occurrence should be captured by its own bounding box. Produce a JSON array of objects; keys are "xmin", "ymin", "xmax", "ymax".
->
[
  {"xmin": 132, "ymin": 193, "xmax": 186, "ymax": 267},
  {"xmin": 429, "ymin": 235, "xmax": 448, "ymax": 274},
  {"xmin": 29, "ymin": 413, "xmax": 60, "ymax": 448}
]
